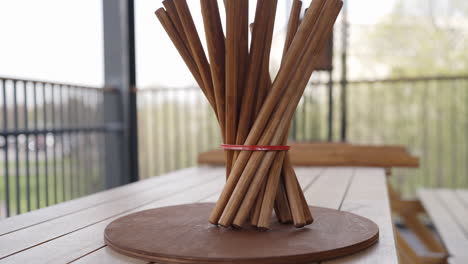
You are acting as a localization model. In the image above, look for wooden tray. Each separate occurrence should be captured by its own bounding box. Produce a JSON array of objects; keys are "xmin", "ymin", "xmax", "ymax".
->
[{"xmin": 104, "ymin": 203, "xmax": 379, "ymax": 264}]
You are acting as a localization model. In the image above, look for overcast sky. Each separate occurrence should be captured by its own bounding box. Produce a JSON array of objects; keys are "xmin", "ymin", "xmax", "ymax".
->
[{"xmin": 0, "ymin": 0, "xmax": 396, "ymax": 88}]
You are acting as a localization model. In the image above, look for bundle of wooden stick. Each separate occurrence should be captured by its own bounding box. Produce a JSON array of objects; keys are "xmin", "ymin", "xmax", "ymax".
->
[{"xmin": 156, "ymin": 0, "xmax": 342, "ymax": 230}]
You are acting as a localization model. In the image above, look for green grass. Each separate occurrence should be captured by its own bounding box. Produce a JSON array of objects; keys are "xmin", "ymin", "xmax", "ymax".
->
[{"xmin": 0, "ymin": 158, "xmax": 104, "ymax": 216}]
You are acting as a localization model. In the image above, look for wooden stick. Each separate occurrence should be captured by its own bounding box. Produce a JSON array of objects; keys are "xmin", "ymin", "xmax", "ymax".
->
[
  {"xmin": 232, "ymin": 151, "xmax": 284, "ymax": 228},
  {"xmin": 154, "ymin": 9, "xmax": 204, "ymax": 93},
  {"xmin": 275, "ymin": 179, "xmax": 293, "ymax": 223},
  {"xmin": 263, "ymin": 0, "xmax": 303, "ymax": 226},
  {"xmin": 162, "ymin": 0, "xmax": 189, "ymax": 45},
  {"xmin": 256, "ymin": 151, "xmax": 286, "ymax": 229},
  {"xmin": 282, "ymin": 0, "xmax": 303, "ymax": 62},
  {"xmin": 173, "ymin": 0, "xmax": 217, "ymax": 112},
  {"xmin": 250, "ymin": 179, "xmax": 266, "ymax": 226},
  {"xmin": 282, "ymin": 155, "xmax": 305, "ymax": 227},
  {"xmin": 200, "ymin": 0, "xmax": 226, "ymax": 141},
  {"xmin": 294, "ymin": 167, "xmax": 314, "ymax": 224},
  {"xmin": 210, "ymin": 0, "xmax": 342, "ymax": 226},
  {"xmin": 224, "ymin": 0, "xmax": 249, "ymax": 177},
  {"xmin": 209, "ymin": 0, "xmax": 327, "ymax": 224},
  {"xmin": 254, "ymin": 0, "xmax": 302, "ymax": 223},
  {"xmin": 235, "ymin": 0, "xmax": 278, "ymax": 148}
]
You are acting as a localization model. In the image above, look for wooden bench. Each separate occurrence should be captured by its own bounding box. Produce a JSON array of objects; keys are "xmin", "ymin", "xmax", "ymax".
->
[
  {"xmin": 419, "ymin": 189, "xmax": 468, "ymax": 264},
  {"xmin": 198, "ymin": 143, "xmax": 451, "ymax": 263},
  {"xmin": 198, "ymin": 142, "xmax": 420, "ymax": 168}
]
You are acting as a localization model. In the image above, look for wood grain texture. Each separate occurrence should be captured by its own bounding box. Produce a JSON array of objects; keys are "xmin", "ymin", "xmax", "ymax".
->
[
  {"xmin": 0, "ymin": 168, "xmax": 223, "ymax": 259},
  {"xmin": 0, "ymin": 167, "xmax": 397, "ymax": 264},
  {"xmin": 419, "ymin": 189, "xmax": 468, "ymax": 257},
  {"xmin": 155, "ymin": 8, "xmax": 204, "ymax": 90},
  {"xmin": 224, "ymin": 0, "xmax": 249, "ymax": 176},
  {"xmin": 235, "ymin": 0, "xmax": 277, "ymax": 147},
  {"xmin": 104, "ymin": 203, "xmax": 378, "ymax": 264},
  {"xmin": 0, "ymin": 173, "xmax": 225, "ymax": 264},
  {"xmin": 200, "ymin": 0, "xmax": 226, "ymax": 139},
  {"xmin": 323, "ymin": 168, "xmax": 398, "ymax": 264},
  {"xmin": 173, "ymin": 0, "xmax": 217, "ymax": 111},
  {"xmin": 0, "ymin": 167, "xmax": 199, "ymax": 236}
]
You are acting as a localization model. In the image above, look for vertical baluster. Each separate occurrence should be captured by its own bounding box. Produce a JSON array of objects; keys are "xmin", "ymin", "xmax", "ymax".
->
[
  {"xmin": 450, "ymin": 79, "xmax": 457, "ymax": 187},
  {"xmin": 86, "ymin": 89, "xmax": 93, "ymax": 193},
  {"xmin": 152, "ymin": 90, "xmax": 160, "ymax": 175},
  {"xmin": 99, "ymin": 90, "xmax": 105, "ymax": 190},
  {"xmin": 74, "ymin": 87, "xmax": 81, "ymax": 196},
  {"xmin": 42, "ymin": 83, "xmax": 49, "ymax": 206},
  {"xmin": 203, "ymin": 94, "xmax": 211, "ymax": 152},
  {"xmin": 158, "ymin": 90, "xmax": 166, "ymax": 174},
  {"xmin": 82, "ymin": 88, "xmax": 89, "ymax": 194},
  {"xmin": 13, "ymin": 80, "xmax": 21, "ymax": 215},
  {"xmin": 68, "ymin": 86, "xmax": 74, "ymax": 198},
  {"xmin": 162, "ymin": 90, "xmax": 169, "ymax": 173},
  {"xmin": 33, "ymin": 82, "xmax": 40, "ymax": 209},
  {"xmin": 142, "ymin": 91, "xmax": 149, "ymax": 178},
  {"xmin": 195, "ymin": 91, "xmax": 202, "ymax": 157},
  {"xmin": 184, "ymin": 89, "xmax": 191, "ymax": 166},
  {"xmin": 59, "ymin": 85, "xmax": 66, "ymax": 201},
  {"xmin": 147, "ymin": 91, "xmax": 155, "ymax": 177},
  {"xmin": 2, "ymin": 79, "xmax": 10, "ymax": 217},
  {"xmin": 173, "ymin": 89, "xmax": 180, "ymax": 170},
  {"xmin": 51, "ymin": 84, "xmax": 58, "ymax": 203},
  {"xmin": 24, "ymin": 81, "xmax": 31, "ymax": 212}
]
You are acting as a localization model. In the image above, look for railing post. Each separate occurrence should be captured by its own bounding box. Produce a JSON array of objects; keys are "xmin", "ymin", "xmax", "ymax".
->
[
  {"xmin": 340, "ymin": 0, "xmax": 348, "ymax": 142},
  {"xmin": 102, "ymin": 0, "xmax": 139, "ymax": 188}
]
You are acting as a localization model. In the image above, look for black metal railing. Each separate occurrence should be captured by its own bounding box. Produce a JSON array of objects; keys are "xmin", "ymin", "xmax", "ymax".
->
[
  {"xmin": 137, "ymin": 75, "xmax": 468, "ymax": 196},
  {"xmin": 0, "ymin": 77, "xmax": 111, "ymax": 218},
  {"xmin": 137, "ymin": 72, "xmax": 334, "ymax": 179}
]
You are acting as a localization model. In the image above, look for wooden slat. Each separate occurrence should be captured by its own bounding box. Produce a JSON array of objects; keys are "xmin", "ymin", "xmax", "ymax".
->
[
  {"xmin": 294, "ymin": 167, "xmax": 325, "ymax": 188},
  {"xmin": 0, "ymin": 176, "xmax": 225, "ymax": 264},
  {"xmin": 70, "ymin": 180, "xmax": 225, "ymax": 264},
  {"xmin": 449, "ymin": 257, "xmax": 468, "ymax": 264},
  {"xmin": 323, "ymin": 167, "xmax": 398, "ymax": 264},
  {"xmin": 419, "ymin": 189, "xmax": 468, "ymax": 257},
  {"xmin": 0, "ymin": 167, "xmax": 202, "ymax": 236},
  {"xmin": 75, "ymin": 247, "xmax": 146, "ymax": 264},
  {"xmin": 0, "ymin": 168, "xmax": 224, "ymax": 259},
  {"xmin": 437, "ymin": 190, "xmax": 468, "ymax": 236},
  {"xmin": 0, "ymin": 167, "xmax": 398, "ymax": 263},
  {"xmin": 303, "ymin": 167, "xmax": 354, "ymax": 209},
  {"xmin": 198, "ymin": 143, "xmax": 419, "ymax": 168}
]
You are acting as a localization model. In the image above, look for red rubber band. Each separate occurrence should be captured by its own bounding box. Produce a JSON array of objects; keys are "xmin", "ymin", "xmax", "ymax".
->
[{"xmin": 221, "ymin": 144, "xmax": 290, "ymax": 151}]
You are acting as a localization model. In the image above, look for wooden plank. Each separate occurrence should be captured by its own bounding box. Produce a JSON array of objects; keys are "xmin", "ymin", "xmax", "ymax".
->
[
  {"xmin": 449, "ymin": 257, "xmax": 468, "ymax": 264},
  {"xmin": 456, "ymin": 189, "xmax": 468, "ymax": 208},
  {"xmin": 0, "ymin": 168, "xmax": 224, "ymax": 259},
  {"xmin": 198, "ymin": 143, "xmax": 419, "ymax": 168},
  {"xmin": 419, "ymin": 189, "xmax": 468, "ymax": 257},
  {"xmin": 294, "ymin": 167, "xmax": 325, "ymax": 189},
  {"xmin": 0, "ymin": 177, "xmax": 225, "ymax": 264},
  {"xmin": 52, "ymin": 169, "xmax": 323, "ymax": 264},
  {"xmin": 437, "ymin": 189, "xmax": 468, "ymax": 236},
  {"xmin": 303, "ymin": 167, "xmax": 354, "ymax": 209},
  {"xmin": 323, "ymin": 167, "xmax": 398, "ymax": 264},
  {"xmin": 0, "ymin": 167, "xmax": 203, "ymax": 236},
  {"xmin": 70, "ymin": 179, "xmax": 224, "ymax": 264}
]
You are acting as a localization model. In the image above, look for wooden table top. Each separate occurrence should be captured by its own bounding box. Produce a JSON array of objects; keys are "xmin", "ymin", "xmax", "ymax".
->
[
  {"xmin": 0, "ymin": 166, "xmax": 398, "ymax": 264},
  {"xmin": 419, "ymin": 188, "xmax": 468, "ymax": 264}
]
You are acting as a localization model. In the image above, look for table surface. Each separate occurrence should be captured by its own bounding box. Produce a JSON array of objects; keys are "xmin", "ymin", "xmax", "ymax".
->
[
  {"xmin": 0, "ymin": 166, "xmax": 398, "ymax": 264},
  {"xmin": 418, "ymin": 188, "xmax": 468, "ymax": 264}
]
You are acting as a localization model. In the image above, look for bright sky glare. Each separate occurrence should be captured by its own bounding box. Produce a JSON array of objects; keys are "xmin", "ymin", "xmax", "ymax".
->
[{"xmin": 0, "ymin": 0, "xmax": 396, "ymax": 88}]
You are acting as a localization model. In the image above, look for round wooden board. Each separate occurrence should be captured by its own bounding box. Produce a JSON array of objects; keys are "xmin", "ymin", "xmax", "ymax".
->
[{"xmin": 104, "ymin": 203, "xmax": 379, "ymax": 264}]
